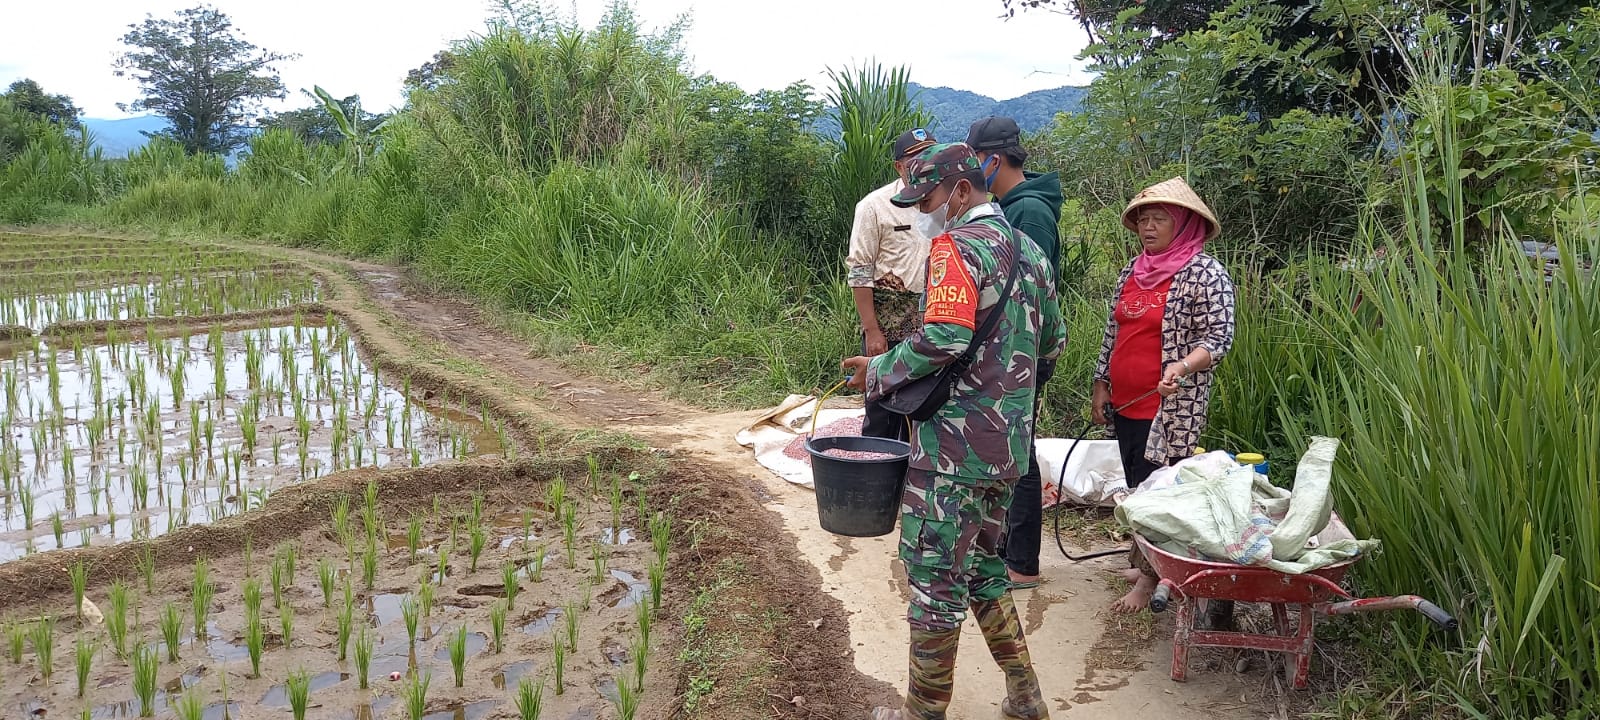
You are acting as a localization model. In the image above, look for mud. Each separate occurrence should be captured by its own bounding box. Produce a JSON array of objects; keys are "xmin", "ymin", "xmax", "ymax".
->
[{"xmin": 0, "ymin": 457, "xmax": 661, "ymax": 720}]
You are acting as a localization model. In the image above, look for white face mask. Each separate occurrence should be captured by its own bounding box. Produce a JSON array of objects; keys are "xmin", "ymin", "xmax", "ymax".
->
[{"xmin": 915, "ymin": 200, "xmax": 949, "ymax": 238}]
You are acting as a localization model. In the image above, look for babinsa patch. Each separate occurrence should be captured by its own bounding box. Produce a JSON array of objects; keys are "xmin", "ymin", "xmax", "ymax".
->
[{"xmin": 923, "ymin": 234, "xmax": 977, "ymax": 330}]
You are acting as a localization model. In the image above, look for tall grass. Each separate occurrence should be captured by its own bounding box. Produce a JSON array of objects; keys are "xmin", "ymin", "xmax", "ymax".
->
[{"xmin": 1255, "ymin": 68, "xmax": 1600, "ymax": 715}]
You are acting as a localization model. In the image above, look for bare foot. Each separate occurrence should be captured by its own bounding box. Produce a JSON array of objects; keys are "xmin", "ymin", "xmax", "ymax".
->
[
  {"xmin": 1119, "ymin": 567, "xmax": 1144, "ymax": 584},
  {"xmin": 1112, "ymin": 573, "xmax": 1157, "ymax": 613}
]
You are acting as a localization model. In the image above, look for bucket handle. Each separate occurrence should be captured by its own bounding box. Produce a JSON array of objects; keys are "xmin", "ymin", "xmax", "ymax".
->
[{"xmin": 809, "ymin": 378, "xmax": 850, "ymax": 439}]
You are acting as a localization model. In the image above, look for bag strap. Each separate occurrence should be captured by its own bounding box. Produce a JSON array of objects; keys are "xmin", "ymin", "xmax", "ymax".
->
[{"xmin": 950, "ymin": 217, "xmax": 1022, "ymax": 371}]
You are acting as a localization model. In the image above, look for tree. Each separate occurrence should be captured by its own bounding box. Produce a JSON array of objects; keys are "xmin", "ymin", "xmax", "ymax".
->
[
  {"xmin": 1001, "ymin": 0, "xmax": 1600, "ymax": 119},
  {"xmin": 262, "ymin": 89, "xmax": 388, "ymax": 147},
  {"xmin": 114, "ymin": 5, "xmax": 296, "ymax": 155},
  {"xmin": 2, "ymin": 80, "xmax": 82, "ymax": 125},
  {"xmin": 403, "ymin": 51, "xmax": 458, "ymax": 92}
]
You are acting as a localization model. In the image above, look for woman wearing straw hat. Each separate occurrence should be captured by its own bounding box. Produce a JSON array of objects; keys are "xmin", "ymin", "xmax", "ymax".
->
[{"xmin": 1090, "ymin": 176, "xmax": 1236, "ymax": 613}]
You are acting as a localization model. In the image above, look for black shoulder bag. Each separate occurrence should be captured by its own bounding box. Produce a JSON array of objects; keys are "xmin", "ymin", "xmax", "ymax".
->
[{"xmin": 879, "ymin": 223, "xmax": 1022, "ymax": 422}]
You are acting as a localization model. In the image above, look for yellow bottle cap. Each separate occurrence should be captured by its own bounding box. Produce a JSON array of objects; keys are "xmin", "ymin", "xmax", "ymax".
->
[
  {"xmin": 1194, "ymin": 447, "xmax": 1206, "ymax": 455},
  {"xmin": 1236, "ymin": 453, "xmax": 1265, "ymax": 465}
]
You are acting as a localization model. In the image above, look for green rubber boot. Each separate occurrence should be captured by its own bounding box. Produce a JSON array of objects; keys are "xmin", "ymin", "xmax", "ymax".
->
[
  {"xmin": 872, "ymin": 625, "xmax": 962, "ymax": 720},
  {"xmin": 971, "ymin": 595, "xmax": 1049, "ymax": 719}
]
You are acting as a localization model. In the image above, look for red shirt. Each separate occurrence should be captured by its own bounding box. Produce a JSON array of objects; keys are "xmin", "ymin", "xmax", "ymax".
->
[{"xmin": 1109, "ymin": 277, "xmax": 1173, "ymax": 420}]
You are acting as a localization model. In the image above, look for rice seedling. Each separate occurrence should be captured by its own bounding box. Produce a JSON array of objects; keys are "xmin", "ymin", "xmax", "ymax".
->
[
  {"xmin": 434, "ymin": 543, "xmax": 449, "ymax": 584},
  {"xmin": 69, "ymin": 561, "xmax": 88, "ymax": 620},
  {"xmin": 401, "ymin": 595, "xmax": 420, "ymax": 647},
  {"xmin": 271, "ymin": 557, "xmax": 286, "ymax": 610},
  {"xmin": 635, "ymin": 596, "xmax": 653, "ymax": 646},
  {"xmin": 362, "ymin": 541, "xmax": 379, "ymax": 589},
  {"xmin": 592, "ymin": 542, "xmax": 608, "ymax": 585},
  {"xmin": 107, "ymin": 581, "xmax": 130, "ymax": 657},
  {"xmin": 279, "ymin": 604, "xmax": 295, "ymax": 649},
  {"xmin": 131, "ymin": 643, "xmax": 158, "ymax": 716},
  {"xmin": 243, "ymin": 577, "xmax": 262, "ymax": 618},
  {"xmin": 521, "ymin": 509, "xmax": 533, "ymax": 545},
  {"xmin": 530, "ymin": 546, "xmax": 546, "ymax": 583},
  {"xmin": 173, "ymin": 685, "xmax": 205, "ymax": 720},
  {"xmin": 336, "ymin": 579, "xmax": 354, "ymax": 661},
  {"xmin": 404, "ymin": 670, "xmax": 430, "ymax": 720},
  {"xmin": 650, "ymin": 511, "xmax": 671, "ymax": 562},
  {"xmin": 448, "ymin": 625, "xmax": 468, "ymax": 687},
  {"xmin": 244, "ymin": 607, "xmax": 264, "ymax": 678},
  {"xmin": 503, "ymin": 561, "xmax": 521, "ymax": 609},
  {"xmin": 490, "ymin": 600, "xmax": 507, "ymax": 653},
  {"xmin": 286, "ymin": 668, "xmax": 312, "ymax": 720},
  {"xmin": 563, "ymin": 601, "xmax": 579, "ymax": 652},
  {"xmin": 279, "ymin": 542, "xmax": 297, "ymax": 585},
  {"xmin": 471, "ymin": 493, "xmax": 484, "ymax": 527},
  {"xmin": 354, "ymin": 626, "xmax": 373, "ymax": 689},
  {"xmin": 615, "ymin": 673, "xmax": 641, "ymax": 720},
  {"xmin": 406, "ymin": 514, "xmax": 422, "ymax": 564},
  {"xmin": 74, "ymin": 635, "xmax": 95, "ymax": 698},
  {"xmin": 160, "ymin": 602, "xmax": 182, "ymax": 661},
  {"xmin": 418, "ymin": 580, "xmax": 435, "ymax": 619},
  {"xmin": 316, "ymin": 558, "xmax": 335, "ymax": 608},
  {"xmin": 332, "ymin": 495, "xmax": 350, "ymax": 543},
  {"xmin": 139, "ymin": 546, "xmax": 156, "ymax": 593},
  {"xmin": 561, "ymin": 504, "xmax": 578, "ymax": 569},
  {"xmin": 7, "ymin": 623, "xmax": 24, "ymax": 664},
  {"xmin": 545, "ymin": 476, "xmax": 566, "ymax": 515},
  {"xmin": 468, "ymin": 524, "xmax": 487, "ymax": 573},
  {"xmin": 609, "ymin": 476, "xmax": 624, "ymax": 535},
  {"xmin": 515, "ymin": 676, "xmax": 545, "ymax": 720},
  {"xmin": 18, "ymin": 483, "xmax": 34, "ymax": 530},
  {"xmin": 586, "ymin": 455, "xmax": 600, "ymax": 492},
  {"xmin": 51, "ymin": 512, "xmax": 63, "ymax": 548},
  {"xmin": 633, "ymin": 632, "xmax": 649, "ymax": 687},
  {"xmin": 551, "ymin": 640, "xmax": 566, "ymax": 696},
  {"xmin": 648, "ymin": 559, "xmax": 664, "ymax": 612}
]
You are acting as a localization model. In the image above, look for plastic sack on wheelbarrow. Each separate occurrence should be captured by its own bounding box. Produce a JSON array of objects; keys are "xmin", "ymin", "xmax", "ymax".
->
[{"xmin": 1115, "ymin": 437, "xmax": 1378, "ymax": 573}]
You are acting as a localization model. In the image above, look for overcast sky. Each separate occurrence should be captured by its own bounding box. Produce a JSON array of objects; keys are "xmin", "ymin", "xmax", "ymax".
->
[{"xmin": 0, "ymin": 0, "xmax": 1094, "ymax": 120}]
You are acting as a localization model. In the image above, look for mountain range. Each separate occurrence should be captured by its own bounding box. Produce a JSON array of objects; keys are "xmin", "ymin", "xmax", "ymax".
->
[
  {"xmin": 81, "ymin": 83, "xmax": 1088, "ymax": 157},
  {"xmin": 81, "ymin": 115, "xmax": 169, "ymax": 156},
  {"xmin": 906, "ymin": 82, "xmax": 1086, "ymax": 139}
]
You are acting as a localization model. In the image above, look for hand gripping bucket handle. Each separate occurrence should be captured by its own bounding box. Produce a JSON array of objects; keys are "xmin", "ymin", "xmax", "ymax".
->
[{"xmin": 804, "ymin": 379, "xmax": 911, "ymax": 537}]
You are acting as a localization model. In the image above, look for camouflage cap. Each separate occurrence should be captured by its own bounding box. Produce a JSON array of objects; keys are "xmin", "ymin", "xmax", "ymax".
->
[{"xmin": 890, "ymin": 142, "xmax": 982, "ymax": 208}]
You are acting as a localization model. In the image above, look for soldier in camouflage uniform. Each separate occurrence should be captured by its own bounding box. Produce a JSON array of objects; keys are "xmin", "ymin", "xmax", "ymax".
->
[{"xmin": 843, "ymin": 143, "xmax": 1068, "ymax": 720}]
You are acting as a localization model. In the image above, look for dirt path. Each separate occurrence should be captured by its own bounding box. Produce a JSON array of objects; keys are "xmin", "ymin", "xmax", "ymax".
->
[{"xmin": 259, "ymin": 247, "xmax": 1280, "ymax": 718}]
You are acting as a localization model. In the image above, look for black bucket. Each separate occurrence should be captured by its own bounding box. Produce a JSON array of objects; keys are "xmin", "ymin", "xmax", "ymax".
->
[{"xmin": 805, "ymin": 435, "xmax": 912, "ymax": 537}]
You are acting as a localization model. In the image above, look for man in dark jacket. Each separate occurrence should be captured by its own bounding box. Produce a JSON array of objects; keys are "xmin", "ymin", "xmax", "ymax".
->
[{"xmin": 967, "ymin": 116, "xmax": 1065, "ymax": 589}]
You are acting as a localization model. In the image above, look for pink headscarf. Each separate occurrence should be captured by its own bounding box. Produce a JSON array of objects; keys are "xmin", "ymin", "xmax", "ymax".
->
[{"xmin": 1130, "ymin": 204, "xmax": 1207, "ymax": 290}]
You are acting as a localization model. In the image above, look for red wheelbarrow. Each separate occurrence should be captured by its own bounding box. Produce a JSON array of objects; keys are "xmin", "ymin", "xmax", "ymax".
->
[{"xmin": 1138, "ymin": 518, "xmax": 1456, "ymax": 689}]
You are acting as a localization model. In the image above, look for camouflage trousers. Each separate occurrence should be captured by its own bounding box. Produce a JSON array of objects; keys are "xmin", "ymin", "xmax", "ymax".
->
[
  {"xmin": 893, "ymin": 469, "xmax": 1049, "ymax": 719},
  {"xmin": 898, "ymin": 468, "xmax": 1013, "ymax": 631}
]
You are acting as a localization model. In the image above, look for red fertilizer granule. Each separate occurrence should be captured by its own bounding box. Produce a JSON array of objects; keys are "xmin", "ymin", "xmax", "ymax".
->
[{"xmin": 782, "ymin": 416, "xmax": 865, "ymax": 465}]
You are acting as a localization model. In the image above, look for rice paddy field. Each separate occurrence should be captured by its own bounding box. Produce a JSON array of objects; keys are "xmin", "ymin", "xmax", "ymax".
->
[{"xmin": 0, "ymin": 235, "xmax": 668, "ymax": 720}]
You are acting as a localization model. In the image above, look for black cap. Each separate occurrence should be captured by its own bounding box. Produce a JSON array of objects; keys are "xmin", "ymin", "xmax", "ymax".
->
[
  {"xmin": 966, "ymin": 116, "xmax": 1021, "ymax": 151},
  {"xmin": 892, "ymin": 128, "xmax": 937, "ymax": 160}
]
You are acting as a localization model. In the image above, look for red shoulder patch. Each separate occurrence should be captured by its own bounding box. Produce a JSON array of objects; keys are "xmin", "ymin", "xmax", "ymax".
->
[{"xmin": 923, "ymin": 234, "xmax": 978, "ymax": 331}]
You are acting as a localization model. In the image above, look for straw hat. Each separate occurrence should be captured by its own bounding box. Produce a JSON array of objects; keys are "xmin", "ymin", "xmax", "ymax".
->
[{"xmin": 1122, "ymin": 176, "xmax": 1221, "ymax": 240}]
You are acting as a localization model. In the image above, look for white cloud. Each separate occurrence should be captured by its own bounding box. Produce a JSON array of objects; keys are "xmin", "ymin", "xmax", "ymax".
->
[{"xmin": 1, "ymin": 0, "xmax": 1093, "ymax": 119}]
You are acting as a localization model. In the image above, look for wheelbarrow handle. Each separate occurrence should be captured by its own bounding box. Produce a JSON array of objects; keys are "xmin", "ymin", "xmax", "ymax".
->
[
  {"xmin": 1325, "ymin": 595, "xmax": 1459, "ymax": 632},
  {"xmin": 1150, "ymin": 579, "xmax": 1176, "ymax": 613},
  {"xmin": 1416, "ymin": 599, "xmax": 1458, "ymax": 631}
]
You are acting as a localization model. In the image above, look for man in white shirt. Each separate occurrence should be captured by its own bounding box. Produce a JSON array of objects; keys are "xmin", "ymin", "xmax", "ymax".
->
[{"xmin": 845, "ymin": 128, "xmax": 938, "ymax": 441}]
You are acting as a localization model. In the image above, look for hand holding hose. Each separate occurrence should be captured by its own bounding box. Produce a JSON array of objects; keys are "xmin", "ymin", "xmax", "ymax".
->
[{"xmin": 841, "ymin": 357, "xmax": 871, "ymax": 391}]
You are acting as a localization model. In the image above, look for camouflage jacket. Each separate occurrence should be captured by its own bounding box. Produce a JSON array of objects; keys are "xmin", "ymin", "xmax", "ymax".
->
[{"xmin": 866, "ymin": 202, "xmax": 1068, "ymax": 480}]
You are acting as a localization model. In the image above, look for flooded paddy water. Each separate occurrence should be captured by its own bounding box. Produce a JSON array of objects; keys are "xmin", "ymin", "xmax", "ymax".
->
[{"xmin": 0, "ymin": 319, "xmax": 502, "ymax": 559}]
